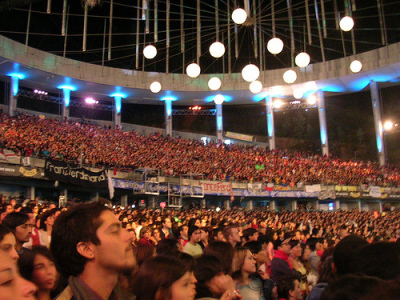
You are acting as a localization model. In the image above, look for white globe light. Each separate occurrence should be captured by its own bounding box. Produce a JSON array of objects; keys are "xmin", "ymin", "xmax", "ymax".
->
[
  {"xmin": 283, "ymin": 70, "xmax": 297, "ymax": 84},
  {"xmin": 350, "ymin": 60, "xmax": 362, "ymax": 73},
  {"xmin": 209, "ymin": 42, "xmax": 225, "ymax": 58},
  {"xmin": 186, "ymin": 63, "xmax": 201, "ymax": 78},
  {"xmin": 273, "ymin": 99, "xmax": 283, "ymax": 108},
  {"xmin": 143, "ymin": 45, "xmax": 157, "ymax": 59},
  {"xmin": 293, "ymin": 89, "xmax": 303, "ymax": 99},
  {"xmin": 232, "ymin": 8, "xmax": 247, "ymax": 25},
  {"xmin": 267, "ymin": 37, "xmax": 284, "ymax": 54},
  {"xmin": 340, "ymin": 16, "xmax": 354, "ymax": 31},
  {"xmin": 384, "ymin": 121, "xmax": 393, "ymax": 130},
  {"xmin": 214, "ymin": 94, "xmax": 224, "ymax": 105},
  {"xmin": 249, "ymin": 81, "xmax": 263, "ymax": 94},
  {"xmin": 295, "ymin": 52, "xmax": 311, "ymax": 68},
  {"xmin": 307, "ymin": 95, "xmax": 317, "ymax": 105},
  {"xmin": 241, "ymin": 64, "xmax": 260, "ymax": 82},
  {"xmin": 208, "ymin": 77, "xmax": 222, "ymax": 90},
  {"xmin": 150, "ymin": 81, "xmax": 162, "ymax": 93}
]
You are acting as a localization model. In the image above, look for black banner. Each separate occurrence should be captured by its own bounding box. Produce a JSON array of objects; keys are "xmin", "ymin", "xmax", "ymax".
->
[{"xmin": 44, "ymin": 159, "xmax": 107, "ymax": 188}]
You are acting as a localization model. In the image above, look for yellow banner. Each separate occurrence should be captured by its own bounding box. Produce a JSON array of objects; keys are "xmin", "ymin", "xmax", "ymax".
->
[{"xmin": 19, "ymin": 167, "xmax": 37, "ymax": 177}]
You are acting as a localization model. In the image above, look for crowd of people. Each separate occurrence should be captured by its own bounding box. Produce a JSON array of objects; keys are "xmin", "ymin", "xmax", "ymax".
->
[
  {"xmin": 2, "ymin": 198, "xmax": 400, "ymax": 299},
  {"xmin": 1, "ymin": 111, "xmax": 400, "ymax": 186}
]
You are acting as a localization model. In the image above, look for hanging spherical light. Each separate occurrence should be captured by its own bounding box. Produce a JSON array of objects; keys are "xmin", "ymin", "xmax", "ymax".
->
[
  {"xmin": 209, "ymin": 42, "xmax": 225, "ymax": 58},
  {"xmin": 143, "ymin": 45, "xmax": 157, "ymax": 59},
  {"xmin": 295, "ymin": 52, "xmax": 311, "ymax": 68},
  {"xmin": 293, "ymin": 89, "xmax": 303, "ymax": 99},
  {"xmin": 150, "ymin": 81, "xmax": 162, "ymax": 93},
  {"xmin": 241, "ymin": 64, "xmax": 260, "ymax": 82},
  {"xmin": 214, "ymin": 94, "xmax": 224, "ymax": 105},
  {"xmin": 350, "ymin": 60, "xmax": 362, "ymax": 73},
  {"xmin": 186, "ymin": 63, "xmax": 201, "ymax": 78},
  {"xmin": 273, "ymin": 99, "xmax": 283, "ymax": 108},
  {"xmin": 307, "ymin": 95, "xmax": 317, "ymax": 105},
  {"xmin": 249, "ymin": 81, "xmax": 263, "ymax": 94},
  {"xmin": 208, "ymin": 77, "xmax": 222, "ymax": 90},
  {"xmin": 283, "ymin": 70, "xmax": 297, "ymax": 84},
  {"xmin": 232, "ymin": 8, "xmax": 247, "ymax": 25},
  {"xmin": 267, "ymin": 37, "xmax": 284, "ymax": 55},
  {"xmin": 340, "ymin": 16, "xmax": 354, "ymax": 31}
]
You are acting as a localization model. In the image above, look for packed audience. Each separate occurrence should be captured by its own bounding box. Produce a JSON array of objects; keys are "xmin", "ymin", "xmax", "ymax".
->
[
  {"xmin": 1, "ymin": 112, "xmax": 400, "ymax": 186},
  {"xmin": 2, "ymin": 197, "xmax": 400, "ymax": 299}
]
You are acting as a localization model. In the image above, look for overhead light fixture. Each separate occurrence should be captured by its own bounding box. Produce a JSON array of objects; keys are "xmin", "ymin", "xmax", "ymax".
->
[
  {"xmin": 186, "ymin": 63, "xmax": 201, "ymax": 78},
  {"xmin": 283, "ymin": 70, "xmax": 297, "ymax": 84},
  {"xmin": 384, "ymin": 120, "xmax": 393, "ymax": 130},
  {"xmin": 295, "ymin": 52, "xmax": 311, "ymax": 68},
  {"xmin": 232, "ymin": 8, "xmax": 247, "ymax": 25},
  {"xmin": 209, "ymin": 42, "xmax": 225, "ymax": 58},
  {"xmin": 214, "ymin": 94, "xmax": 224, "ymax": 105},
  {"xmin": 208, "ymin": 77, "xmax": 222, "ymax": 90},
  {"xmin": 350, "ymin": 60, "xmax": 362, "ymax": 73},
  {"xmin": 273, "ymin": 99, "xmax": 283, "ymax": 108},
  {"xmin": 150, "ymin": 81, "xmax": 162, "ymax": 93},
  {"xmin": 143, "ymin": 45, "xmax": 157, "ymax": 59},
  {"xmin": 340, "ymin": 16, "xmax": 354, "ymax": 31},
  {"xmin": 241, "ymin": 64, "xmax": 260, "ymax": 82},
  {"xmin": 249, "ymin": 80, "xmax": 262, "ymax": 94},
  {"xmin": 267, "ymin": 37, "xmax": 284, "ymax": 55},
  {"xmin": 307, "ymin": 95, "xmax": 317, "ymax": 105},
  {"xmin": 293, "ymin": 89, "xmax": 303, "ymax": 99}
]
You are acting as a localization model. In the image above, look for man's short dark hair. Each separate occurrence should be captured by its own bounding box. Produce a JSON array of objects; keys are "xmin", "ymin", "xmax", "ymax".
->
[
  {"xmin": 244, "ymin": 241, "xmax": 262, "ymax": 254},
  {"xmin": 242, "ymin": 228, "xmax": 257, "ymax": 242},
  {"xmin": 2, "ymin": 212, "xmax": 29, "ymax": 231},
  {"xmin": 50, "ymin": 202, "xmax": 110, "ymax": 277},
  {"xmin": 333, "ymin": 235, "xmax": 368, "ymax": 277},
  {"xmin": 277, "ymin": 275, "xmax": 297, "ymax": 299},
  {"xmin": 188, "ymin": 225, "xmax": 199, "ymax": 238}
]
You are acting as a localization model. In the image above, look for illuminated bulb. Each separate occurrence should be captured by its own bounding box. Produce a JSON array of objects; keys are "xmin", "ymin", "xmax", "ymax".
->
[
  {"xmin": 208, "ymin": 77, "xmax": 222, "ymax": 91},
  {"xmin": 283, "ymin": 70, "xmax": 297, "ymax": 84},
  {"xmin": 295, "ymin": 52, "xmax": 311, "ymax": 68},
  {"xmin": 232, "ymin": 8, "xmax": 247, "ymax": 24},
  {"xmin": 307, "ymin": 95, "xmax": 317, "ymax": 105},
  {"xmin": 340, "ymin": 16, "xmax": 354, "ymax": 31},
  {"xmin": 150, "ymin": 81, "xmax": 162, "ymax": 93},
  {"xmin": 267, "ymin": 38, "xmax": 284, "ymax": 55},
  {"xmin": 293, "ymin": 89, "xmax": 303, "ymax": 99},
  {"xmin": 384, "ymin": 121, "xmax": 393, "ymax": 130},
  {"xmin": 214, "ymin": 94, "xmax": 224, "ymax": 105},
  {"xmin": 209, "ymin": 42, "xmax": 225, "ymax": 58},
  {"xmin": 350, "ymin": 60, "xmax": 362, "ymax": 73},
  {"xmin": 249, "ymin": 81, "xmax": 262, "ymax": 94},
  {"xmin": 143, "ymin": 45, "xmax": 157, "ymax": 59},
  {"xmin": 273, "ymin": 99, "xmax": 283, "ymax": 108},
  {"xmin": 241, "ymin": 64, "xmax": 260, "ymax": 82},
  {"xmin": 186, "ymin": 63, "xmax": 201, "ymax": 78}
]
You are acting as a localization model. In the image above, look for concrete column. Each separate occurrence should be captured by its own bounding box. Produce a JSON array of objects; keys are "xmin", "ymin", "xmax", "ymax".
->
[
  {"xmin": 247, "ymin": 200, "xmax": 253, "ymax": 211},
  {"xmin": 201, "ymin": 199, "xmax": 206, "ymax": 208},
  {"xmin": 62, "ymin": 88, "xmax": 71, "ymax": 119},
  {"xmin": 165, "ymin": 99, "xmax": 172, "ymax": 136},
  {"xmin": 113, "ymin": 94, "xmax": 122, "ymax": 129},
  {"xmin": 317, "ymin": 90, "xmax": 329, "ymax": 156},
  {"xmin": 121, "ymin": 195, "xmax": 128, "ymax": 207},
  {"xmin": 358, "ymin": 200, "xmax": 362, "ymax": 212},
  {"xmin": 26, "ymin": 186, "xmax": 35, "ymax": 201},
  {"xmin": 224, "ymin": 199, "xmax": 230, "ymax": 210},
  {"xmin": 370, "ymin": 80, "xmax": 386, "ymax": 166},
  {"xmin": 270, "ymin": 200, "xmax": 276, "ymax": 211},
  {"xmin": 60, "ymin": 189, "xmax": 68, "ymax": 207},
  {"xmin": 216, "ymin": 103, "xmax": 223, "ymax": 142},
  {"xmin": 149, "ymin": 197, "xmax": 156, "ymax": 209},
  {"xmin": 291, "ymin": 200, "xmax": 297, "ymax": 211},
  {"xmin": 335, "ymin": 200, "xmax": 340, "ymax": 210},
  {"xmin": 266, "ymin": 95, "xmax": 275, "ymax": 150},
  {"xmin": 9, "ymin": 75, "xmax": 19, "ymax": 116},
  {"xmin": 378, "ymin": 200, "xmax": 382, "ymax": 213},
  {"xmin": 315, "ymin": 200, "xmax": 319, "ymax": 211}
]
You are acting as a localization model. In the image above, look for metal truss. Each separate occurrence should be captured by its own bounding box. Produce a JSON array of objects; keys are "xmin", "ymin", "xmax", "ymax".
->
[
  {"xmin": 172, "ymin": 109, "xmax": 216, "ymax": 115},
  {"xmin": 274, "ymin": 103, "xmax": 317, "ymax": 112},
  {"xmin": 17, "ymin": 89, "xmax": 114, "ymax": 111}
]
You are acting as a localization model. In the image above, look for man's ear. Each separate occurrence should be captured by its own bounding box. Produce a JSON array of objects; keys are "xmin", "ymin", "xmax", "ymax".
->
[{"xmin": 76, "ymin": 241, "xmax": 95, "ymax": 259}]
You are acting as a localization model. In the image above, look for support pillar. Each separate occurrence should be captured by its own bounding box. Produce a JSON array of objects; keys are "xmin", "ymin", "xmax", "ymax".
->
[
  {"xmin": 378, "ymin": 200, "xmax": 382, "ymax": 213},
  {"xmin": 315, "ymin": 200, "xmax": 319, "ymax": 211},
  {"xmin": 247, "ymin": 200, "xmax": 253, "ymax": 211},
  {"xmin": 26, "ymin": 186, "xmax": 35, "ymax": 201},
  {"xmin": 9, "ymin": 75, "xmax": 20, "ymax": 116},
  {"xmin": 216, "ymin": 103, "xmax": 223, "ymax": 142},
  {"xmin": 113, "ymin": 94, "xmax": 123, "ymax": 129},
  {"xmin": 370, "ymin": 80, "xmax": 386, "ymax": 166},
  {"xmin": 270, "ymin": 200, "xmax": 276, "ymax": 211},
  {"xmin": 201, "ymin": 199, "xmax": 206, "ymax": 208},
  {"xmin": 335, "ymin": 199, "xmax": 340, "ymax": 211},
  {"xmin": 60, "ymin": 189, "xmax": 68, "ymax": 207},
  {"xmin": 357, "ymin": 200, "xmax": 362, "ymax": 212},
  {"xmin": 121, "ymin": 195, "xmax": 128, "ymax": 207},
  {"xmin": 291, "ymin": 200, "xmax": 297, "ymax": 211},
  {"xmin": 149, "ymin": 197, "xmax": 156, "ymax": 209},
  {"xmin": 165, "ymin": 99, "xmax": 172, "ymax": 136},
  {"xmin": 317, "ymin": 90, "xmax": 329, "ymax": 156},
  {"xmin": 62, "ymin": 88, "xmax": 71, "ymax": 119},
  {"xmin": 266, "ymin": 95, "xmax": 275, "ymax": 150},
  {"xmin": 224, "ymin": 199, "xmax": 230, "ymax": 210}
]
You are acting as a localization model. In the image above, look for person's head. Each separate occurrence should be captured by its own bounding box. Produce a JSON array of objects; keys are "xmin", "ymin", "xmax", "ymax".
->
[
  {"xmin": 179, "ymin": 225, "xmax": 188, "ymax": 239},
  {"xmin": 188, "ymin": 226, "xmax": 201, "ymax": 244},
  {"xmin": 333, "ymin": 235, "xmax": 368, "ymax": 277},
  {"xmin": 0, "ymin": 250, "xmax": 37, "ymax": 300},
  {"xmin": 288, "ymin": 239, "xmax": 302, "ymax": 258},
  {"xmin": 39, "ymin": 209, "xmax": 58, "ymax": 231},
  {"xmin": 244, "ymin": 241, "xmax": 268, "ymax": 266},
  {"xmin": 212, "ymin": 228, "xmax": 224, "ymax": 241},
  {"xmin": 242, "ymin": 228, "xmax": 259, "ymax": 242},
  {"xmin": 188, "ymin": 218, "xmax": 201, "ymax": 228},
  {"xmin": 162, "ymin": 217, "xmax": 172, "ymax": 229},
  {"xmin": 139, "ymin": 217, "xmax": 148, "ymax": 226},
  {"xmin": 231, "ymin": 246, "xmax": 256, "ymax": 279},
  {"xmin": 133, "ymin": 244, "xmax": 156, "ymax": 266},
  {"xmin": 203, "ymin": 241, "xmax": 234, "ymax": 274},
  {"xmin": 277, "ymin": 275, "xmax": 302, "ymax": 300},
  {"xmin": 275, "ymin": 237, "xmax": 292, "ymax": 255},
  {"xmin": 152, "ymin": 227, "xmax": 161, "ymax": 241},
  {"xmin": 194, "ymin": 255, "xmax": 230, "ymax": 298},
  {"xmin": 2, "ymin": 212, "xmax": 31, "ymax": 247},
  {"xmin": 139, "ymin": 226, "xmax": 151, "ymax": 239},
  {"xmin": 19, "ymin": 246, "xmax": 58, "ymax": 294},
  {"xmin": 132, "ymin": 255, "xmax": 197, "ymax": 300},
  {"xmin": 306, "ymin": 237, "xmax": 321, "ymax": 252},
  {"xmin": 50, "ymin": 202, "xmax": 135, "ymax": 277},
  {"xmin": 0, "ymin": 224, "xmax": 19, "ymax": 262},
  {"xmin": 156, "ymin": 238, "xmax": 180, "ymax": 256},
  {"xmin": 223, "ymin": 226, "xmax": 241, "ymax": 246}
]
